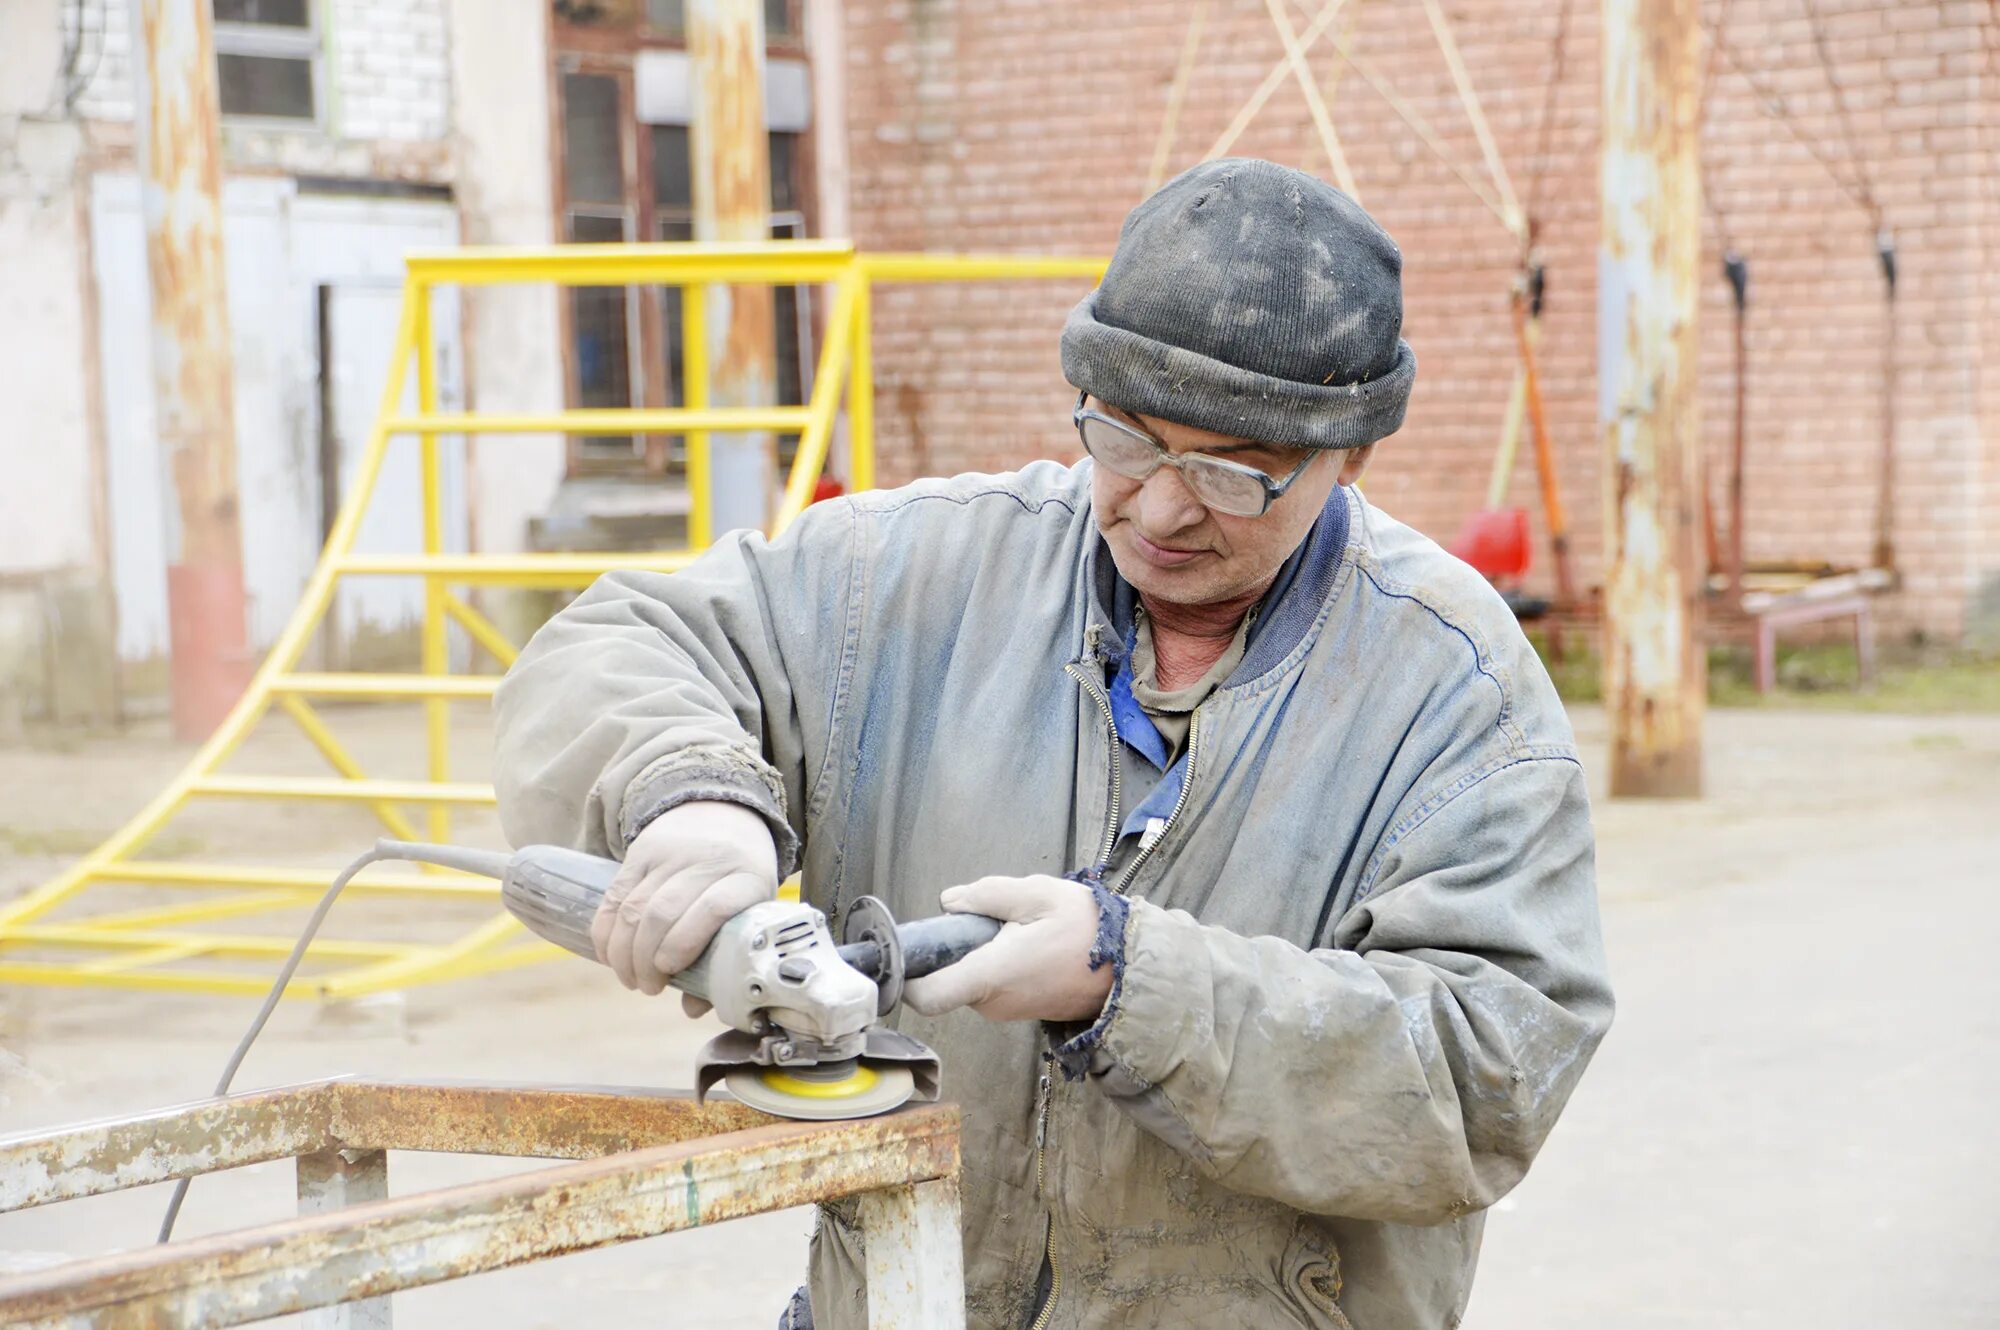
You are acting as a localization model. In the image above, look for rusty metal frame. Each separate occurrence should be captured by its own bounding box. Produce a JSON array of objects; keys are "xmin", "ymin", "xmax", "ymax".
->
[{"xmin": 0, "ymin": 1079, "xmax": 964, "ymax": 1329}]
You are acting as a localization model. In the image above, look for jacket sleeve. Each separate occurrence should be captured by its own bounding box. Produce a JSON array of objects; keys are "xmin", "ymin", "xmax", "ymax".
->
[
  {"xmin": 492, "ymin": 499, "xmax": 860, "ymax": 872},
  {"xmin": 1065, "ymin": 752, "xmax": 1613, "ymax": 1225}
]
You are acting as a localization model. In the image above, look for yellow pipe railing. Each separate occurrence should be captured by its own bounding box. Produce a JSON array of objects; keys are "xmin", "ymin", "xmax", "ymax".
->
[{"xmin": 0, "ymin": 243, "xmax": 1106, "ymax": 998}]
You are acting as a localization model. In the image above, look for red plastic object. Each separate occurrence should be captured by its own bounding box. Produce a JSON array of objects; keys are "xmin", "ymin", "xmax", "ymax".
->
[
  {"xmin": 811, "ymin": 476, "xmax": 846, "ymax": 505},
  {"xmin": 1449, "ymin": 507, "xmax": 1533, "ymax": 580}
]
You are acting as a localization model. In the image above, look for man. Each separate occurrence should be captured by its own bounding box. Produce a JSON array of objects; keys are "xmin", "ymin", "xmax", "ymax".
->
[{"xmin": 495, "ymin": 158, "xmax": 1612, "ymax": 1329}]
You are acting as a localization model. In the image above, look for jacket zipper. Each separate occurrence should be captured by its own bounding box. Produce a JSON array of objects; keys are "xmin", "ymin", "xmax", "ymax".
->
[
  {"xmin": 1031, "ymin": 660, "xmax": 1199, "ymax": 1329},
  {"xmin": 1113, "ymin": 708, "xmax": 1201, "ymax": 894},
  {"xmin": 1024, "ymin": 659, "xmax": 1112, "ymax": 1330},
  {"xmin": 1028, "ymin": 1055, "xmax": 1061, "ymax": 1330},
  {"xmin": 1064, "ymin": 661, "xmax": 1123, "ymax": 865}
]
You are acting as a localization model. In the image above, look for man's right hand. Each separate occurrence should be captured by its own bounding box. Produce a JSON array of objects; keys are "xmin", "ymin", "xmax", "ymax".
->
[{"xmin": 593, "ymin": 799, "xmax": 780, "ymax": 998}]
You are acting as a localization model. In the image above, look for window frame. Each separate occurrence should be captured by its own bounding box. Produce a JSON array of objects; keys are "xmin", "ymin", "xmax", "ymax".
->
[
  {"xmin": 550, "ymin": 6, "xmax": 818, "ymax": 480},
  {"xmin": 211, "ymin": 0, "xmax": 324, "ymax": 127}
]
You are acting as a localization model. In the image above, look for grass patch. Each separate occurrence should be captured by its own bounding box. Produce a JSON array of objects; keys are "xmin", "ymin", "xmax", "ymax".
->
[{"xmin": 1527, "ymin": 633, "xmax": 2000, "ymax": 714}]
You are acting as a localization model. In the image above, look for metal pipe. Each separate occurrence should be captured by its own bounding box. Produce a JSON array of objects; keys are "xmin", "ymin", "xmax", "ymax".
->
[
  {"xmin": 689, "ymin": 0, "xmax": 778, "ymax": 534},
  {"xmin": 1599, "ymin": 0, "xmax": 1705, "ymax": 797},
  {"xmin": 1510, "ymin": 284, "xmax": 1574, "ymax": 607},
  {"xmin": 128, "ymin": 0, "xmax": 251, "ymax": 740}
]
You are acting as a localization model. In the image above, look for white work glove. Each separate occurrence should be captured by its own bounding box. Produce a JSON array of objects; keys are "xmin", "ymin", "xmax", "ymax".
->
[
  {"xmin": 901, "ymin": 875, "xmax": 1117, "ymax": 1023},
  {"xmin": 593, "ymin": 799, "xmax": 779, "ymax": 1000}
]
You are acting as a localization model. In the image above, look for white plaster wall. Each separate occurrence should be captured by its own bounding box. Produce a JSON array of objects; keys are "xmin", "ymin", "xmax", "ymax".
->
[
  {"xmin": 448, "ymin": 0, "xmax": 564, "ymax": 565},
  {"xmin": 70, "ymin": 0, "xmax": 451, "ymax": 143},
  {"xmin": 331, "ymin": 0, "xmax": 452, "ymax": 141},
  {"xmin": 0, "ymin": 0, "xmax": 101, "ymax": 577}
]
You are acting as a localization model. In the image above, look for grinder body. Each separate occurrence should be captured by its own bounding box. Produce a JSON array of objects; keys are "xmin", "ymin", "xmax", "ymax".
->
[{"xmin": 495, "ymin": 843, "xmax": 1000, "ymax": 1115}]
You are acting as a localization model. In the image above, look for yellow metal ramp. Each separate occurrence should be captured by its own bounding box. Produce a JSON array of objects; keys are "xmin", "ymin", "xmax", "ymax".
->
[{"xmin": 0, "ymin": 243, "xmax": 1103, "ymax": 999}]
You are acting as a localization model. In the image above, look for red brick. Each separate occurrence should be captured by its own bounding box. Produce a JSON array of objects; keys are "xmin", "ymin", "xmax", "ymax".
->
[{"xmin": 837, "ymin": 0, "xmax": 1994, "ymax": 640}]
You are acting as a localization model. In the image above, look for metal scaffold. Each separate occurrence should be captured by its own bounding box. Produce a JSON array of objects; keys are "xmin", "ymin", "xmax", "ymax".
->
[{"xmin": 0, "ymin": 242, "xmax": 1105, "ymax": 1000}]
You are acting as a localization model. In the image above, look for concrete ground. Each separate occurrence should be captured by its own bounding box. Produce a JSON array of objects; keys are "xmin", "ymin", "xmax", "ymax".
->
[{"xmin": 0, "ymin": 702, "xmax": 1995, "ymax": 1327}]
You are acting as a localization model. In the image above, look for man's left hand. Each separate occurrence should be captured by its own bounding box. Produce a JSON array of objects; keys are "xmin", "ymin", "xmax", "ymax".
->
[{"xmin": 901, "ymin": 875, "xmax": 1116, "ymax": 1023}]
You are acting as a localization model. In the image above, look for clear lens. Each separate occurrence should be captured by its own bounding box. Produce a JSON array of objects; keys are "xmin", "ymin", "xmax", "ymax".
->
[
  {"xmin": 1183, "ymin": 457, "xmax": 1269, "ymax": 516},
  {"xmin": 1078, "ymin": 416, "xmax": 1161, "ymax": 480},
  {"xmin": 1077, "ymin": 411, "xmax": 1275, "ymax": 516}
]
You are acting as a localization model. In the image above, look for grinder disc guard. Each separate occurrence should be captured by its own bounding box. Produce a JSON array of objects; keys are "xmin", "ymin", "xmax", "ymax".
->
[{"xmin": 696, "ymin": 1026, "xmax": 941, "ymax": 1120}]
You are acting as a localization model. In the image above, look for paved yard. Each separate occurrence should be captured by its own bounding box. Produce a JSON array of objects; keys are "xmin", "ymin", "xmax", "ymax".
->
[{"xmin": 1, "ymin": 702, "xmax": 1995, "ymax": 1327}]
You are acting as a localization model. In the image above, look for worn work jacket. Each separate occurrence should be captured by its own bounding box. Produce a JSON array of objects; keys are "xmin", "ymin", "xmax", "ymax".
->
[{"xmin": 494, "ymin": 462, "xmax": 1613, "ymax": 1330}]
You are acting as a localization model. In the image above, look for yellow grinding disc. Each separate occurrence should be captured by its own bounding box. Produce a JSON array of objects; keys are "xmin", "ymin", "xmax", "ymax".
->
[{"xmin": 724, "ymin": 1062, "xmax": 918, "ymax": 1121}]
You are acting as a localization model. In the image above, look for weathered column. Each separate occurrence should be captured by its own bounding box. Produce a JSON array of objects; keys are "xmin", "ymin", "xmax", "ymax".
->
[
  {"xmin": 128, "ymin": 0, "xmax": 250, "ymax": 738},
  {"xmin": 688, "ymin": 0, "xmax": 776, "ymax": 535},
  {"xmin": 1599, "ymin": 0, "xmax": 1704, "ymax": 796}
]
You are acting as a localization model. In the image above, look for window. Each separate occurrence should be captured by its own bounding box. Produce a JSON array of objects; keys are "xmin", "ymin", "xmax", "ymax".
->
[
  {"xmin": 764, "ymin": 0, "xmax": 793, "ymax": 41},
  {"xmin": 633, "ymin": 0, "xmax": 792, "ymax": 39},
  {"xmin": 211, "ymin": 0, "xmax": 319, "ymax": 122},
  {"xmin": 553, "ymin": 12, "xmax": 815, "ymax": 479},
  {"xmin": 561, "ymin": 72, "xmax": 641, "ymax": 462}
]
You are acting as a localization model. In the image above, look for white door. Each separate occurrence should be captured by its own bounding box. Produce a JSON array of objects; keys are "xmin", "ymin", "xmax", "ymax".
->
[{"xmin": 91, "ymin": 177, "xmax": 462, "ymax": 675}]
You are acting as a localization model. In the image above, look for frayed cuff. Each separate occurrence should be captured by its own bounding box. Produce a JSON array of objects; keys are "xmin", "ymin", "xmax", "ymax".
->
[
  {"xmin": 618, "ymin": 743, "xmax": 801, "ymax": 875},
  {"xmin": 1045, "ymin": 876, "xmax": 1131, "ymax": 1081}
]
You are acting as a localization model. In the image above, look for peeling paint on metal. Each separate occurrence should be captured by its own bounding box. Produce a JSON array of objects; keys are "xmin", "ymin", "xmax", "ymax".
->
[
  {"xmin": 0, "ymin": 1080, "xmax": 964, "ymax": 1328},
  {"xmin": 1598, "ymin": 0, "xmax": 1705, "ymax": 797}
]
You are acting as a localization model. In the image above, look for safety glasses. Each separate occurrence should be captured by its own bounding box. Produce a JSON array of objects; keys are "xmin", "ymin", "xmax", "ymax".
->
[{"xmin": 1071, "ymin": 392, "xmax": 1315, "ymax": 518}]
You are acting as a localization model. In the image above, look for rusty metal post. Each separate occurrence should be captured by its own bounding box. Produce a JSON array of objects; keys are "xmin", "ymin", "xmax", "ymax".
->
[
  {"xmin": 1599, "ymin": 0, "xmax": 1705, "ymax": 797},
  {"xmin": 859, "ymin": 1177, "xmax": 967, "ymax": 1328},
  {"xmin": 688, "ymin": 0, "xmax": 777, "ymax": 534},
  {"xmin": 128, "ymin": 0, "xmax": 252, "ymax": 739},
  {"xmin": 297, "ymin": 1149, "xmax": 391, "ymax": 1329}
]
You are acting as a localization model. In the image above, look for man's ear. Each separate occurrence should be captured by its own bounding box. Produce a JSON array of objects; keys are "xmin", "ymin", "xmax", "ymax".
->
[{"xmin": 1337, "ymin": 444, "xmax": 1377, "ymax": 487}]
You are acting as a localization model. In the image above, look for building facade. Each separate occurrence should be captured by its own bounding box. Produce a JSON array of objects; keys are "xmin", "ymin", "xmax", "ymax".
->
[{"xmin": 1, "ymin": 0, "xmax": 1994, "ymax": 730}]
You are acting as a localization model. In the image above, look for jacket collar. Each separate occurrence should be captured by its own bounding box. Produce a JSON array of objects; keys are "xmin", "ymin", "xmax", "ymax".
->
[{"xmin": 1080, "ymin": 484, "xmax": 1353, "ymax": 685}]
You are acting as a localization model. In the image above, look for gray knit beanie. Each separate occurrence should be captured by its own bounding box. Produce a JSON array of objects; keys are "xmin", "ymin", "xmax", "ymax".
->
[{"xmin": 1061, "ymin": 158, "xmax": 1415, "ymax": 450}]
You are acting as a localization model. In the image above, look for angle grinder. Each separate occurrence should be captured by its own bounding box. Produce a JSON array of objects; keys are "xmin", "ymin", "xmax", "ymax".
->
[
  {"xmin": 385, "ymin": 840, "xmax": 1001, "ymax": 1120},
  {"xmin": 160, "ymin": 837, "xmax": 997, "ymax": 1247}
]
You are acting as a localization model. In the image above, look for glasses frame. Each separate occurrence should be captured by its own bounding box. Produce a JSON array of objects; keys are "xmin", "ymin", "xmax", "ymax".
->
[{"xmin": 1071, "ymin": 392, "xmax": 1317, "ymax": 517}]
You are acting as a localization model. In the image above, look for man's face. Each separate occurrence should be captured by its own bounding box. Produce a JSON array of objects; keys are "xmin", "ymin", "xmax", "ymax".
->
[{"xmin": 1087, "ymin": 397, "xmax": 1366, "ymax": 608}]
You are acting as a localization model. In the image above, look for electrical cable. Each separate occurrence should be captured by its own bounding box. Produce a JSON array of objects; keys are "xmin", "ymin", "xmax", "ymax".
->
[
  {"xmin": 1710, "ymin": 32, "xmax": 1875, "ymax": 221},
  {"xmin": 1800, "ymin": 0, "xmax": 1881, "ymax": 227},
  {"xmin": 155, "ymin": 838, "xmax": 510, "ymax": 1245},
  {"xmin": 1699, "ymin": 0, "xmax": 1740, "ymax": 256},
  {"xmin": 1522, "ymin": 0, "xmax": 1575, "ymax": 247}
]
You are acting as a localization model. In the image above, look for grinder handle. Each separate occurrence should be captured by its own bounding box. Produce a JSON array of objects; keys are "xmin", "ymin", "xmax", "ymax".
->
[
  {"xmin": 500, "ymin": 844, "xmax": 621, "ymax": 961},
  {"xmin": 863, "ymin": 912, "xmax": 1005, "ymax": 982},
  {"xmin": 500, "ymin": 844, "xmax": 725, "ymax": 1003}
]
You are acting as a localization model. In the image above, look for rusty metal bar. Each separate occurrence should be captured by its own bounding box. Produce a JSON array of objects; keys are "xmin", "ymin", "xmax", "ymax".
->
[
  {"xmin": 128, "ymin": 0, "xmax": 251, "ymax": 740},
  {"xmin": 0, "ymin": 1083, "xmax": 961, "ymax": 1330},
  {"xmin": 689, "ymin": 0, "xmax": 779, "ymax": 534},
  {"xmin": 0, "ymin": 1080, "xmax": 336, "ymax": 1211},
  {"xmin": 322, "ymin": 1079, "xmax": 773, "ymax": 1157},
  {"xmin": 1599, "ymin": 0, "xmax": 1705, "ymax": 797}
]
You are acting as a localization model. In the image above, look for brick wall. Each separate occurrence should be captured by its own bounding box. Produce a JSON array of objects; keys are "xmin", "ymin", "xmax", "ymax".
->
[
  {"xmin": 70, "ymin": 0, "xmax": 451, "ymax": 149},
  {"xmin": 837, "ymin": 0, "xmax": 1995, "ymax": 642}
]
